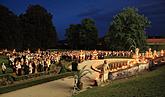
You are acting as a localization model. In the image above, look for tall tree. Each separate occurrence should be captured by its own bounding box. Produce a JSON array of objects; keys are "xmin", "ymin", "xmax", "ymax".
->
[
  {"xmin": 0, "ymin": 4, "xmax": 21, "ymax": 49},
  {"xmin": 20, "ymin": 5, "xmax": 58, "ymax": 49},
  {"xmin": 65, "ymin": 18, "xmax": 98, "ymax": 49},
  {"xmin": 65, "ymin": 24, "xmax": 81, "ymax": 49},
  {"xmin": 81, "ymin": 18, "xmax": 98, "ymax": 49},
  {"xmin": 105, "ymin": 7, "xmax": 151, "ymax": 51}
]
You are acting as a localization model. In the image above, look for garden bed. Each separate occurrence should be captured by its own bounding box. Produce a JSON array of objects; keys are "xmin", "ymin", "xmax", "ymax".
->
[{"xmin": 0, "ymin": 72, "xmax": 74, "ymax": 94}]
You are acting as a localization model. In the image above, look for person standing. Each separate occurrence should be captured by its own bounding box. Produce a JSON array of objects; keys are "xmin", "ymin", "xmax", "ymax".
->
[
  {"xmin": 47, "ymin": 59, "xmax": 51, "ymax": 71},
  {"xmin": 24, "ymin": 61, "xmax": 29, "ymax": 75},
  {"xmin": 16, "ymin": 62, "xmax": 22, "ymax": 76},
  {"xmin": 2, "ymin": 63, "xmax": 6, "ymax": 74},
  {"xmin": 29, "ymin": 62, "xmax": 33, "ymax": 74},
  {"xmin": 32, "ymin": 62, "xmax": 36, "ymax": 74},
  {"xmin": 44, "ymin": 60, "xmax": 48, "ymax": 71},
  {"xmin": 38, "ymin": 61, "xmax": 42, "ymax": 72}
]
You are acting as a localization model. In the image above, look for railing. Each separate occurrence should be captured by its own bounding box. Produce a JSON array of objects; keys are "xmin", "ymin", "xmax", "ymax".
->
[{"xmin": 91, "ymin": 56, "xmax": 165, "ymax": 78}]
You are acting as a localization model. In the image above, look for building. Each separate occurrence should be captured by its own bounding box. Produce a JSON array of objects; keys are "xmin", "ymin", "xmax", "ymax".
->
[{"xmin": 146, "ymin": 38, "xmax": 165, "ymax": 50}]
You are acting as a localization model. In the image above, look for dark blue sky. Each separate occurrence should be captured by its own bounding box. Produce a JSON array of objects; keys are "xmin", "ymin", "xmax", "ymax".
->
[{"xmin": 1, "ymin": 0, "xmax": 165, "ymax": 39}]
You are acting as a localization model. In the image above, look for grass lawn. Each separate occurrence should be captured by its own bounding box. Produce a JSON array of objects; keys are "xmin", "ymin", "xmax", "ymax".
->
[{"xmin": 73, "ymin": 65, "xmax": 165, "ymax": 97}]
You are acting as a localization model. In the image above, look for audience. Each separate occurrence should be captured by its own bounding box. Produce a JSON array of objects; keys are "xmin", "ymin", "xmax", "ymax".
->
[{"xmin": 1, "ymin": 49, "xmax": 163, "ymax": 76}]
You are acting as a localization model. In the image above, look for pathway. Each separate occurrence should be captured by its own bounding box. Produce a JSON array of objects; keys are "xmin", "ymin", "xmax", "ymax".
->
[
  {"xmin": 0, "ymin": 58, "xmax": 132, "ymax": 97},
  {"xmin": 0, "ymin": 77, "xmax": 74, "ymax": 97}
]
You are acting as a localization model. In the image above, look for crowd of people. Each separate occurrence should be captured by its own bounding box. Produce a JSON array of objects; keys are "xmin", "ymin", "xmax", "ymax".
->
[
  {"xmin": 1, "ymin": 49, "xmax": 61, "ymax": 76},
  {"xmin": 60, "ymin": 50, "xmax": 133, "ymax": 62},
  {"xmin": 0, "ymin": 49, "xmax": 134, "ymax": 76}
]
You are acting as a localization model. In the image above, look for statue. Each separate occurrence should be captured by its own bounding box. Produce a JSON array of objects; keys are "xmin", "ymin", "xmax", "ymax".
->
[
  {"xmin": 145, "ymin": 51, "xmax": 149, "ymax": 58},
  {"xmin": 79, "ymin": 50, "xmax": 85, "ymax": 62},
  {"xmin": 148, "ymin": 48, "xmax": 153, "ymax": 58},
  {"xmin": 102, "ymin": 60, "xmax": 109, "ymax": 82},
  {"xmin": 135, "ymin": 48, "xmax": 139, "ymax": 57},
  {"xmin": 93, "ymin": 50, "xmax": 98, "ymax": 59},
  {"xmin": 160, "ymin": 50, "xmax": 164, "ymax": 56},
  {"xmin": 153, "ymin": 50, "xmax": 158, "ymax": 58},
  {"xmin": 141, "ymin": 53, "xmax": 146, "ymax": 63},
  {"xmin": 135, "ymin": 48, "xmax": 139, "ymax": 63}
]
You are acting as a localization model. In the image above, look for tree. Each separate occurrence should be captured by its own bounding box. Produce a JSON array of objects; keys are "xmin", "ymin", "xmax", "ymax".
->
[
  {"xmin": 105, "ymin": 7, "xmax": 151, "ymax": 51},
  {"xmin": 20, "ymin": 5, "xmax": 58, "ymax": 49},
  {"xmin": 65, "ymin": 24, "xmax": 81, "ymax": 49},
  {"xmin": 81, "ymin": 18, "xmax": 98, "ymax": 49},
  {"xmin": 65, "ymin": 18, "xmax": 98, "ymax": 49},
  {"xmin": 0, "ymin": 4, "xmax": 21, "ymax": 49}
]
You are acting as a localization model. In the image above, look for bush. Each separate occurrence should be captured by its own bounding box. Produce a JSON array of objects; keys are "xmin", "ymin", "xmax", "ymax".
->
[
  {"xmin": 0, "ymin": 74, "xmax": 14, "ymax": 86},
  {"xmin": 0, "ymin": 72, "xmax": 74, "ymax": 94},
  {"xmin": 0, "ymin": 56, "xmax": 9, "ymax": 66},
  {"xmin": 59, "ymin": 66, "xmax": 67, "ymax": 74},
  {"xmin": 6, "ymin": 68, "xmax": 13, "ymax": 73}
]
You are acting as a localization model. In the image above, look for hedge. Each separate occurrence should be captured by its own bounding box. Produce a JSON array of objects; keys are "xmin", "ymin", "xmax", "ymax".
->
[{"xmin": 0, "ymin": 72, "xmax": 74, "ymax": 94}]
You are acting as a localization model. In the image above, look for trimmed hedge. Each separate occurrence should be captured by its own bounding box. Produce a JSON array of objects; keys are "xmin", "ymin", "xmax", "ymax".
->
[{"xmin": 0, "ymin": 72, "xmax": 74, "ymax": 94}]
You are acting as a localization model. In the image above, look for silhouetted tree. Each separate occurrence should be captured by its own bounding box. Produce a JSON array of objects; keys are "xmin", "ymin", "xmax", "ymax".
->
[
  {"xmin": 105, "ymin": 7, "xmax": 150, "ymax": 51},
  {"xmin": 20, "ymin": 5, "xmax": 58, "ymax": 49},
  {"xmin": 81, "ymin": 18, "xmax": 98, "ymax": 49},
  {"xmin": 65, "ymin": 24, "xmax": 81, "ymax": 49},
  {"xmin": 65, "ymin": 18, "xmax": 98, "ymax": 49},
  {"xmin": 0, "ymin": 4, "xmax": 22, "ymax": 49}
]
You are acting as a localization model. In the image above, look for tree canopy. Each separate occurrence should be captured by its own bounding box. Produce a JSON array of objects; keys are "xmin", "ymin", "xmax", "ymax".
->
[
  {"xmin": 0, "ymin": 5, "xmax": 21, "ymax": 49},
  {"xmin": 66, "ymin": 24, "xmax": 81, "ymax": 49},
  {"xmin": 0, "ymin": 5, "xmax": 152, "ymax": 50},
  {"xmin": 65, "ymin": 18, "xmax": 98, "ymax": 50},
  {"xmin": 0, "ymin": 4, "xmax": 58, "ymax": 50},
  {"xmin": 105, "ymin": 7, "xmax": 151, "ymax": 51},
  {"xmin": 20, "ymin": 5, "xmax": 58, "ymax": 49}
]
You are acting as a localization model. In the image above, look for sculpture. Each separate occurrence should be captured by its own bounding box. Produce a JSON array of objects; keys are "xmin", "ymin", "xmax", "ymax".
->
[{"xmin": 102, "ymin": 60, "xmax": 109, "ymax": 82}]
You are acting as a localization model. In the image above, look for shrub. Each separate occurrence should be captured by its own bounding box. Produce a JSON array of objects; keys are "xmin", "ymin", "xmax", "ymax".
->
[{"xmin": 0, "ymin": 72, "xmax": 74, "ymax": 94}]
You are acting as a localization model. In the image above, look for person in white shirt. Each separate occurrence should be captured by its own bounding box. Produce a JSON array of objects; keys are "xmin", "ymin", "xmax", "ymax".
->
[
  {"xmin": 29, "ymin": 62, "xmax": 33, "ymax": 74},
  {"xmin": 16, "ymin": 62, "xmax": 22, "ymax": 76},
  {"xmin": 2, "ymin": 63, "xmax": 6, "ymax": 74}
]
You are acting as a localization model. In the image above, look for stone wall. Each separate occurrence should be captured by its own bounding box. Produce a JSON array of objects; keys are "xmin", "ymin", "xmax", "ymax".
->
[
  {"xmin": 90, "ymin": 58, "xmax": 134, "ymax": 80},
  {"xmin": 109, "ymin": 63, "xmax": 149, "ymax": 80}
]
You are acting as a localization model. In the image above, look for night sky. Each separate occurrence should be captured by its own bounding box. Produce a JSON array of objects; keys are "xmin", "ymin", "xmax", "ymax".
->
[{"xmin": 1, "ymin": 0, "xmax": 165, "ymax": 40}]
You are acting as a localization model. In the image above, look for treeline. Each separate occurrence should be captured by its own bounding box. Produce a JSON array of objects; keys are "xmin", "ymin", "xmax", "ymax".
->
[
  {"xmin": 0, "ymin": 4, "xmax": 57, "ymax": 50},
  {"xmin": 148, "ymin": 36, "xmax": 165, "ymax": 38},
  {"xmin": 66, "ymin": 8, "xmax": 150, "ymax": 51},
  {"xmin": 0, "ymin": 4, "xmax": 151, "ymax": 51}
]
